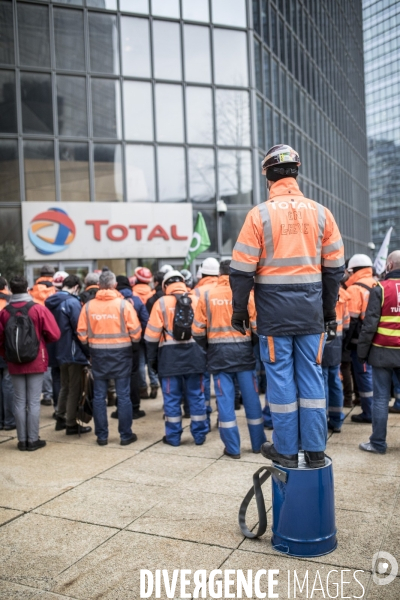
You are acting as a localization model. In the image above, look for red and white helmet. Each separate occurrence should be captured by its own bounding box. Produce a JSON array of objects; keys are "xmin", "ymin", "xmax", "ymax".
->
[
  {"xmin": 52, "ymin": 271, "xmax": 69, "ymax": 289},
  {"xmin": 134, "ymin": 267, "xmax": 152, "ymax": 284}
]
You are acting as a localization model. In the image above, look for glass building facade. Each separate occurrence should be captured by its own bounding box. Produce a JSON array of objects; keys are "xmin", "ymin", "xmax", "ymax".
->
[
  {"xmin": 363, "ymin": 0, "xmax": 400, "ymax": 252},
  {"xmin": 0, "ymin": 0, "xmax": 370, "ymax": 272}
]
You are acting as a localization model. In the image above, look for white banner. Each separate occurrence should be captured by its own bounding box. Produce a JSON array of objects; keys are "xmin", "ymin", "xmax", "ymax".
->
[
  {"xmin": 374, "ymin": 226, "xmax": 393, "ymax": 276},
  {"xmin": 22, "ymin": 202, "xmax": 193, "ymax": 261}
]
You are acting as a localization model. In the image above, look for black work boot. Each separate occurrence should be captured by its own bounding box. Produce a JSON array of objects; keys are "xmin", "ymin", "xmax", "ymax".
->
[
  {"xmin": 150, "ymin": 385, "xmax": 158, "ymax": 399},
  {"xmin": 351, "ymin": 413, "xmax": 372, "ymax": 424},
  {"xmin": 139, "ymin": 387, "xmax": 149, "ymax": 399},
  {"xmin": 304, "ymin": 451, "xmax": 326, "ymax": 468},
  {"xmin": 55, "ymin": 416, "xmax": 66, "ymax": 431},
  {"xmin": 261, "ymin": 442, "xmax": 298, "ymax": 468},
  {"xmin": 66, "ymin": 424, "xmax": 92, "ymax": 435}
]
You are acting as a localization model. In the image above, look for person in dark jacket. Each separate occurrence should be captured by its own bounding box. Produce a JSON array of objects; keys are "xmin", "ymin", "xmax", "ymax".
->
[
  {"xmin": 357, "ymin": 251, "xmax": 400, "ymax": 454},
  {"xmin": 45, "ymin": 275, "xmax": 91, "ymax": 436},
  {"xmin": 80, "ymin": 272, "xmax": 100, "ymax": 305},
  {"xmin": 146, "ymin": 271, "xmax": 164, "ymax": 315},
  {"xmin": 0, "ymin": 277, "xmax": 15, "ymax": 432}
]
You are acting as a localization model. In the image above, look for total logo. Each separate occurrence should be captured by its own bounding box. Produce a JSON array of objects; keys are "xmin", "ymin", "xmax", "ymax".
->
[{"xmin": 28, "ymin": 207, "xmax": 76, "ymax": 255}]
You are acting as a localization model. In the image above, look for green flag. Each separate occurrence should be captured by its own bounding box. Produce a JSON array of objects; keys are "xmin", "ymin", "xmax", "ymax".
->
[{"xmin": 183, "ymin": 212, "xmax": 210, "ymax": 269}]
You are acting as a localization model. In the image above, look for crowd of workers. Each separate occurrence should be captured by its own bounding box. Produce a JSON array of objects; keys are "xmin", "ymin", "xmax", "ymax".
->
[{"xmin": 0, "ymin": 144, "xmax": 399, "ymax": 463}]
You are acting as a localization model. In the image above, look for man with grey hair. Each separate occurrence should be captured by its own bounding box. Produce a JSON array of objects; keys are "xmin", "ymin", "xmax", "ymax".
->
[
  {"xmin": 80, "ymin": 272, "xmax": 100, "ymax": 305},
  {"xmin": 358, "ymin": 250, "xmax": 400, "ymax": 454}
]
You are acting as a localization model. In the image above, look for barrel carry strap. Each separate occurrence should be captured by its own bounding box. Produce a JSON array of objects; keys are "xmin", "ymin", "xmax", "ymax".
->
[{"xmin": 238, "ymin": 465, "xmax": 287, "ymax": 539}]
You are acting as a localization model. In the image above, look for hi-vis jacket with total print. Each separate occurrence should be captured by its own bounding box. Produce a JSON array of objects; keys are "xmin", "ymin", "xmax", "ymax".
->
[
  {"xmin": 144, "ymin": 281, "xmax": 206, "ymax": 378},
  {"xmin": 192, "ymin": 275, "xmax": 257, "ymax": 373},
  {"xmin": 230, "ymin": 178, "xmax": 345, "ymax": 336},
  {"xmin": 77, "ymin": 288, "xmax": 141, "ymax": 379}
]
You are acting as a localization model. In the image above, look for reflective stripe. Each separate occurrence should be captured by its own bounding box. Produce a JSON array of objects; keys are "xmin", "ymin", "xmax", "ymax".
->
[
  {"xmin": 191, "ymin": 414, "xmax": 207, "ymax": 421},
  {"xmin": 193, "ymin": 319, "xmax": 206, "ymax": 329},
  {"xmin": 193, "ymin": 330, "xmax": 206, "ymax": 337},
  {"xmin": 258, "ymin": 255, "xmax": 320, "ymax": 267},
  {"xmin": 315, "ymin": 202, "xmax": 326, "ymax": 257},
  {"xmin": 147, "ymin": 323, "xmax": 163, "ymax": 333},
  {"xmin": 209, "ymin": 326, "xmax": 235, "ymax": 333},
  {"xmin": 77, "ymin": 331, "xmax": 87, "ymax": 338},
  {"xmin": 380, "ymin": 316, "xmax": 400, "ymax": 323},
  {"xmin": 89, "ymin": 333, "xmax": 130, "ymax": 339},
  {"xmin": 219, "ymin": 420, "xmax": 237, "ymax": 428},
  {"xmin": 349, "ymin": 312, "xmax": 360, "ymax": 318},
  {"xmin": 257, "ymin": 203, "xmax": 274, "ymax": 262},
  {"xmin": 359, "ymin": 391, "xmax": 373, "ymax": 398},
  {"xmin": 89, "ymin": 342, "xmax": 132, "ymax": 349},
  {"xmin": 119, "ymin": 299, "xmax": 127, "ymax": 334},
  {"xmin": 376, "ymin": 327, "xmax": 400, "ymax": 337},
  {"xmin": 322, "ymin": 238, "xmax": 344, "ymax": 254},
  {"xmin": 329, "ymin": 406, "xmax": 343, "ymax": 413},
  {"xmin": 160, "ymin": 338, "xmax": 195, "ymax": 346},
  {"xmin": 322, "ymin": 257, "xmax": 345, "ymax": 268},
  {"xmin": 144, "ymin": 333, "xmax": 158, "ymax": 342},
  {"xmin": 159, "ymin": 296, "xmax": 173, "ymax": 338},
  {"xmin": 337, "ymin": 319, "xmax": 343, "ymax": 325},
  {"xmin": 165, "ymin": 416, "xmax": 182, "ymax": 423},
  {"xmin": 247, "ymin": 417, "xmax": 264, "ymax": 425},
  {"xmin": 255, "ymin": 273, "xmax": 322, "ymax": 284},
  {"xmin": 269, "ymin": 401, "xmax": 298, "ymax": 413},
  {"xmin": 230, "ymin": 259, "xmax": 256, "ymax": 273},
  {"xmin": 234, "ymin": 241, "xmax": 261, "ymax": 257},
  {"xmin": 336, "ymin": 331, "xmax": 343, "ymax": 337},
  {"xmin": 396, "ymin": 394, "xmax": 400, "ymax": 400},
  {"xmin": 129, "ymin": 326, "xmax": 141, "ymax": 336},
  {"xmin": 299, "ymin": 398, "xmax": 326, "ymax": 409},
  {"xmin": 205, "ymin": 291, "xmax": 212, "ymax": 328},
  {"xmin": 86, "ymin": 302, "xmax": 93, "ymax": 338},
  {"xmin": 208, "ymin": 337, "xmax": 251, "ymax": 344}
]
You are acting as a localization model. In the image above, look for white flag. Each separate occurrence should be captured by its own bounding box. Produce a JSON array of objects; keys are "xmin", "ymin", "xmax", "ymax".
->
[{"xmin": 374, "ymin": 227, "xmax": 393, "ymax": 276}]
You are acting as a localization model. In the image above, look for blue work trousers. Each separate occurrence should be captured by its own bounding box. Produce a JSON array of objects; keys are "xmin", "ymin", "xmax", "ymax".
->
[
  {"xmin": 351, "ymin": 350, "xmax": 373, "ymax": 420},
  {"xmin": 370, "ymin": 367, "xmax": 400, "ymax": 452},
  {"xmin": 203, "ymin": 371, "xmax": 212, "ymax": 426},
  {"xmin": 262, "ymin": 388, "xmax": 273, "ymax": 428},
  {"xmin": 214, "ymin": 370, "xmax": 266, "ymax": 455},
  {"xmin": 93, "ymin": 377, "xmax": 133, "ymax": 442},
  {"xmin": 322, "ymin": 365, "xmax": 344, "ymax": 430},
  {"xmin": 260, "ymin": 334, "xmax": 327, "ymax": 455},
  {"xmin": 138, "ymin": 345, "xmax": 158, "ymax": 388},
  {"xmin": 161, "ymin": 374, "xmax": 208, "ymax": 446},
  {"xmin": 0, "ymin": 368, "xmax": 15, "ymax": 428},
  {"xmin": 392, "ymin": 372, "xmax": 400, "ymax": 409}
]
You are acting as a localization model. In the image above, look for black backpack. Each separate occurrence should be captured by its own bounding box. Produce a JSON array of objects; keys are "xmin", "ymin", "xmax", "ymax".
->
[
  {"xmin": 4, "ymin": 302, "xmax": 40, "ymax": 363},
  {"xmin": 172, "ymin": 294, "xmax": 194, "ymax": 341}
]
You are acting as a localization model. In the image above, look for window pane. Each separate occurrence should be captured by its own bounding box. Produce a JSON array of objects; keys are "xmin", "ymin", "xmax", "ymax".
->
[
  {"xmin": 182, "ymin": 0, "xmax": 209, "ymax": 22},
  {"xmin": 212, "ymin": 0, "xmax": 246, "ymax": 27},
  {"xmin": 24, "ymin": 141, "xmax": 55, "ymax": 201},
  {"xmin": 155, "ymin": 84, "xmax": 183, "ymax": 143},
  {"xmin": 222, "ymin": 209, "xmax": 249, "ymax": 253},
  {"xmin": 54, "ymin": 8, "xmax": 85, "ymax": 71},
  {"xmin": 0, "ymin": 1, "xmax": 14, "ymax": 65},
  {"xmin": 92, "ymin": 79, "xmax": 121, "ymax": 138},
  {"xmin": 94, "ymin": 144, "xmax": 123, "ymax": 201},
  {"xmin": 213, "ymin": 29, "xmax": 248, "ymax": 86},
  {"xmin": 216, "ymin": 89, "xmax": 250, "ymax": 146},
  {"xmin": 152, "ymin": 0, "xmax": 179, "ymax": 18},
  {"xmin": 126, "ymin": 144, "xmax": 155, "ymax": 201},
  {"xmin": 121, "ymin": 17, "xmax": 150, "ymax": 78},
  {"xmin": 186, "ymin": 87, "xmax": 213, "ymax": 144},
  {"xmin": 157, "ymin": 146, "xmax": 186, "ymax": 202},
  {"xmin": 18, "ymin": 3, "xmax": 50, "ymax": 68},
  {"xmin": 89, "ymin": 13, "xmax": 119, "ymax": 74},
  {"xmin": 0, "ymin": 70, "xmax": 16, "ymax": 133},
  {"xmin": 184, "ymin": 25, "xmax": 211, "ymax": 83},
  {"xmin": 59, "ymin": 142, "xmax": 90, "ymax": 201},
  {"xmin": 193, "ymin": 209, "xmax": 217, "ymax": 252},
  {"xmin": 0, "ymin": 140, "xmax": 19, "ymax": 202},
  {"xmin": 21, "ymin": 73, "xmax": 53, "ymax": 135},
  {"xmin": 188, "ymin": 148, "xmax": 215, "ymax": 202},
  {"xmin": 218, "ymin": 149, "xmax": 252, "ymax": 204},
  {"xmin": 87, "ymin": 0, "xmax": 117, "ymax": 10},
  {"xmin": 123, "ymin": 81, "xmax": 153, "ymax": 141},
  {"xmin": 57, "ymin": 76, "xmax": 87, "ymax": 137},
  {"xmin": 120, "ymin": 0, "xmax": 149, "ymax": 13},
  {"xmin": 153, "ymin": 21, "xmax": 181, "ymax": 80},
  {"xmin": 56, "ymin": 0, "xmax": 83, "ymax": 6},
  {"xmin": 257, "ymin": 96, "xmax": 264, "ymax": 149}
]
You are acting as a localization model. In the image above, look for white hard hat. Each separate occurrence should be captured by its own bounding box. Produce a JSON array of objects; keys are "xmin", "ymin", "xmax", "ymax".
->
[
  {"xmin": 53, "ymin": 271, "xmax": 69, "ymax": 289},
  {"xmin": 201, "ymin": 257, "xmax": 220, "ymax": 276},
  {"xmin": 159, "ymin": 264, "xmax": 173, "ymax": 274},
  {"xmin": 347, "ymin": 254, "xmax": 373, "ymax": 271},
  {"xmin": 162, "ymin": 269, "xmax": 185, "ymax": 291}
]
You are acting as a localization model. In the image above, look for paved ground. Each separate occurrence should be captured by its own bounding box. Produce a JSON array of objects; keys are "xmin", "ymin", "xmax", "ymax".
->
[{"xmin": 0, "ymin": 394, "xmax": 400, "ymax": 599}]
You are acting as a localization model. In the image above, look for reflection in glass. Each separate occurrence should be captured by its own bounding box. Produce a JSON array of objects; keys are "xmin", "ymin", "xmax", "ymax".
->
[
  {"xmin": 18, "ymin": 3, "xmax": 50, "ymax": 68},
  {"xmin": 257, "ymin": 97, "xmax": 264, "ymax": 149},
  {"xmin": 152, "ymin": 0, "xmax": 179, "ymax": 18},
  {"xmin": 59, "ymin": 142, "xmax": 90, "ymax": 201},
  {"xmin": 188, "ymin": 148, "xmax": 215, "ymax": 202},
  {"xmin": 126, "ymin": 144, "xmax": 155, "ymax": 201},
  {"xmin": 24, "ymin": 141, "xmax": 56, "ymax": 201},
  {"xmin": 184, "ymin": 25, "xmax": 211, "ymax": 83},
  {"xmin": 265, "ymin": 104, "xmax": 272, "ymax": 145},
  {"xmin": 182, "ymin": 0, "xmax": 209, "ymax": 22},
  {"xmin": 212, "ymin": 0, "xmax": 246, "ymax": 28},
  {"xmin": 21, "ymin": 73, "xmax": 53, "ymax": 134},
  {"xmin": 0, "ymin": 140, "xmax": 19, "ymax": 202},
  {"xmin": 153, "ymin": 21, "xmax": 181, "ymax": 81},
  {"xmin": 120, "ymin": 0, "xmax": 148, "ymax": 13},
  {"xmin": 121, "ymin": 17, "xmax": 151, "ymax": 78},
  {"xmin": 157, "ymin": 146, "xmax": 186, "ymax": 202},
  {"xmin": 213, "ymin": 29, "xmax": 248, "ymax": 86},
  {"xmin": 0, "ymin": 207, "xmax": 22, "ymax": 245},
  {"xmin": 55, "ymin": 0, "xmax": 82, "ymax": 6},
  {"xmin": 186, "ymin": 87, "xmax": 213, "ymax": 145},
  {"xmin": 57, "ymin": 76, "xmax": 87, "ymax": 137},
  {"xmin": 86, "ymin": 0, "xmax": 117, "ymax": 10},
  {"xmin": 263, "ymin": 49, "xmax": 270, "ymax": 99},
  {"xmin": 0, "ymin": 1, "xmax": 14, "ymax": 65},
  {"xmin": 54, "ymin": 8, "xmax": 85, "ymax": 71},
  {"xmin": 89, "ymin": 13, "xmax": 119, "ymax": 74},
  {"xmin": 254, "ymin": 40, "xmax": 262, "ymax": 93},
  {"xmin": 218, "ymin": 149, "xmax": 252, "ymax": 205},
  {"xmin": 94, "ymin": 144, "xmax": 123, "ymax": 201},
  {"xmin": 222, "ymin": 209, "xmax": 249, "ymax": 253},
  {"xmin": 92, "ymin": 79, "xmax": 121, "ymax": 139},
  {"xmin": 193, "ymin": 209, "xmax": 217, "ymax": 252},
  {"xmin": 0, "ymin": 70, "xmax": 16, "ymax": 133},
  {"xmin": 216, "ymin": 89, "xmax": 250, "ymax": 147},
  {"xmin": 155, "ymin": 84, "xmax": 183, "ymax": 143},
  {"xmin": 123, "ymin": 81, "xmax": 153, "ymax": 141}
]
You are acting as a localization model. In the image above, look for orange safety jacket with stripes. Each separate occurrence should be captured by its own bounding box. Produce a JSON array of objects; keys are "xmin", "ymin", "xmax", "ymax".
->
[
  {"xmin": 133, "ymin": 283, "xmax": 155, "ymax": 306},
  {"xmin": 322, "ymin": 286, "xmax": 350, "ymax": 367},
  {"xmin": 144, "ymin": 281, "xmax": 206, "ymax": 378},
  {"xmin": 344, "ymin": 267, "xmax": 377, "ymax": 347},
  {"xmin": 192, "ymin": 275, "xmax": 257, "ymax": 373},
  {"xmin": 193, "ymin": 276, "xmax": 219, "ymax": 298},
  {"xmin": 230, "ymin": 178, "xmax": 345, "ymax": 336},
  {"xmin": 77, "ymin": 288, "xmax": 141, "ymax": 379},
  {"xmin": 0, "ymin": 292, "xmax": 10, "ymax": 312},
  {"xmin": 30, "ymin": 277, "xmax": 57, "ymax": 306}
]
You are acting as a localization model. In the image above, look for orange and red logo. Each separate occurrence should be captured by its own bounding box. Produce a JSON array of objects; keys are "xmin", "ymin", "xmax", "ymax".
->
[{"xmin": 28, "ymin": 208, "xmax": 76, "ymax": 255}]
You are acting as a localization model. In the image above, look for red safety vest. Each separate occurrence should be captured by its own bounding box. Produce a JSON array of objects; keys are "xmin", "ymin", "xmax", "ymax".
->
[{"xmin": 372, "ymin": 279, "xmax": 400, "ymax": 349}]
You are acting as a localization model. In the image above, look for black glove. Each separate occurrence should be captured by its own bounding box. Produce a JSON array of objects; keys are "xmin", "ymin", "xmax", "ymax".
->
[
  {"xmin": 325, "ymin": 320, "xmax": 337, "ymax": 343},
  {"xmin": 149, "ymin": 358, "xmax": 158, "ymax": 375},
  {"xmin": 323, "ymin": 308, "xmax": 336, "ymax": 323},
  {"xmin": 231, "ymin": 310, "xmax": 250, "ymax": 335}
]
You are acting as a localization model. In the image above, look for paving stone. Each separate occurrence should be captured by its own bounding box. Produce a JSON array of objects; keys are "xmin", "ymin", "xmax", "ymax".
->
[
  {"xmin": 149, "ymin": 428, "xmax": 225, "ymax": 460},
  {"xmin": 0, "ymin": 507, "xmax": 23, "ymax": 526},
  {"xmin": 379, "ymin": 514, "xmax": 400, "ymax": 568},
  {"xmin": 0, "ymin": 580, "xmax": 72, "ymax": 599},
  {"xmin": 327, "ymin": 423, "xmax": 400, "ymax": 448},
  {"xmin": 324, "ymin": 443, "xmax": 400, "ymax": 477},
  {"xmin": 367, "ymin": 573, "xmax": 400, "ymax": 599},
  {"xmin": 333, "ymin": 470, "xmax": 400, "ymax": 514}
]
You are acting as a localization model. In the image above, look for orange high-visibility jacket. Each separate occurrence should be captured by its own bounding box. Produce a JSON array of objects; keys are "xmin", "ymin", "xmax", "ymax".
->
[
  {"xmin": 77, "ymin": 288, "xmax": 141, "ymax": 379},
  {"xmin": 230, "ymin": 178, "xmax": 345, "ymax": 336},
  {"xmin": 144, "ymin": 281, "xmax": 206, "ymax": 378},
  {"xmin": 345, "ymin": 267, "xmax": 377, "ymax": 320},
  {"xmin": 322, "ymin": 285, "xmax": 350, "ymax": 367},
  {"xmin": 0, "ymin": 292, "xmax": 10, "ymax": 312},
  {"xmin": 133, "ymin": 283, "xmax": 155, "ymax": 305},
  {"xmin": 192, "ymin": 275, "xmax": 257, "ymax": 373},
  {"xmin": 30, "ymin": 277, "xmax": 56, "ymax": 306},
  {"xmin": 193, "ymin": 276, "xmax": 219, "ymax": 298}
]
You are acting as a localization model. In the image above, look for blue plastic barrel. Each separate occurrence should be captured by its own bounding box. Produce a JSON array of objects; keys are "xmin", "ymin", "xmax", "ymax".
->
[{"xmin": 270, "ymin": 451, "xmax": 337, "ymax": 557}]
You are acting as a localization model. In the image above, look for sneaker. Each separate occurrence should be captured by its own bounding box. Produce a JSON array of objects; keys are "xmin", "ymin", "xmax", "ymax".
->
[
  {"xmin": 223, "ymin": 448, "xmax": 241, "ymax": 459},
  {"xmin": 139, "ymin": 387, "xmax": 149, "ymax": 399},
  {"xmin": 359, "ymin": 442, "xmax": 386, "ymax": 454},
  {"xmin": 120, "ymin": 433, "xmax": 138, "ymax": 446},
  {"xmin": 261, "ymin": 442, "xmax": 298, "ymax": 468},
  {"xmin": 111, "ymin": 410, "xmax": 118, "ymax": 419},
  {"xmin": 41, "ymin": 398, "xmax": 52, "ymax": 406},
  {"xmin": 55, "ymin": 417, "xmax": 66, "ymax": 431},
  {"xmin": 17, "ymin": 441, "xmax": 27, "ymax": 451},
  {"xmin": 351, "ymin": 413, "xmax": 372, "ymax": 424},
  {"xmin": 27, "ymin": 439, "xmax": 46, "ymax": 451},
  {"xmin": 97, "ymin": 438, "xmax": 108, "ymax": 446},
  {"xmin": 150, "ymin": 385, "xmax": 158, "ymax": 399},
  {"xmin": 133, "ymin": 409, "xmax": 146, "ymax": 420},
  {"xmin": 66, "ymin": 424, "xmax": 92, "ymax": 435},
  {"xmin": 304, "ymin": 451, "xmax": 326, "ymax": 468},
  {"xmin": 389, "ymin": 406, "xmax": 400, "ymax": 414},
  {"xmin": 4, "ymin": 424, "xmax": 16, "ymax": 431}
]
